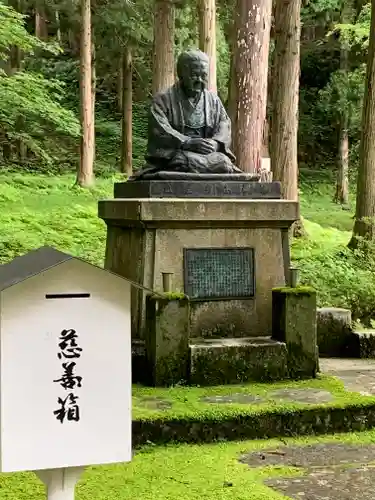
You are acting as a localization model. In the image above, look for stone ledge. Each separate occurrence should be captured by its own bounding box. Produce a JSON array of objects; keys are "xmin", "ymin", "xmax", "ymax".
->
[
  {"xmin": 114, "ymin": 180, "xmax": 282, "ymax": 200},
  {"xmin": 189, "ymin": 336, "xmax": 289, "ymax": 385},
  {"xmin": 98, "ymin": 198, "xmax": 299, "ymax": 225},
  {"xmin": 132, "ymin": 402, "xmax": 375, "ymax": 446}
]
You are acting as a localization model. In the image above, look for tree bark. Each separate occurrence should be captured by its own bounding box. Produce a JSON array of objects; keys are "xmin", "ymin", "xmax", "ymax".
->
[
  {"xmin": 121, "ymin": 46, "xmax": 133, "ymax": 177},
  {"xmin": 198, "ymin": 0, "xmax": 217, "ymax": 92},
  {"xmin": 270, "ymin": 0, "xmax": 301, "ymax": 202},
  {"xmin": 334, "ymin": 10, "xmax": 350, "ymax": 205},
  {"xmin": 335, "ymin": 117, "xmax": 349, "ymax": 204},
  {"xmin": 152, "ymin": 0, "xmax": 175, "ymax": 95},
  {"xmin": 35, "ymin": 2, "xmax": 48, "ymax": 40},
  {"xmin": 117, "ymin": 53, "xmax": 123, "ymax": 113},
  {"xmin": 232, "ymin": 0, "xmax": 272, "ymax": 173},
  {"xmin": 55, "ymin": 9, "xmax": 62, "ymax": 44},
  {"xmin": 349, "ymin": 0, "xmax": 375, "ymax": 248},
  {"xmin": 77, "ymin": 0, "xmax": 95, "ymax": 187},
  {"xmin": 91, "ymin": 34, "xmax": 96, "ymax": 165}
]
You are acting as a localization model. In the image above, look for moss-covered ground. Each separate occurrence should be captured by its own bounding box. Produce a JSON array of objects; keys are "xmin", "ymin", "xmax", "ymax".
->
[
  {"xmin": 132, "ymin": 373, "xmax": 375, "ymax": 421},
  {"xmin": 4, "ymin": 430, "xmax": 375, "ymax": 500}
]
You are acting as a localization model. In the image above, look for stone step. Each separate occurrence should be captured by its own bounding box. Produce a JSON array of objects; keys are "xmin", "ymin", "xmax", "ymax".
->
[
  {"xmin": 189, "ymin": 336, "xmax": 288, "ymax": 386},
  {"xmin": 352, "ymin": 330, "xmax": 375, "ymax": 359}
]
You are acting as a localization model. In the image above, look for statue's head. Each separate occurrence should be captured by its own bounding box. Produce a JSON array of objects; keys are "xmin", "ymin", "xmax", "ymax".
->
[{"xmin": 177, "ymin": 50, "xmax": 209, "ymax": 97}]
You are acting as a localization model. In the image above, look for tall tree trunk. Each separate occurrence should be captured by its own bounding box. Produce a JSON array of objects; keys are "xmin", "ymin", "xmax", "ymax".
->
[
  {"xmin": 232, "ymin": 0, "xmax": 272, "ymax": 173},
  {"xmin": 117, "ymin": 53, "xmax": 123, "ymax": 113},
  {"xmin": 10, "ymin": 0, "xmax": 26, "ymax": 162},
  {"xmin": 55, "ymin": 9, "xmax": 62, "ymax": 43},
  {"xmin": 334, "ymin": 11, "xmax": 350, "ymax": 205},
  {"xmin": 77, "ymin": 0, "xmax": 94, "ymax": 187},
  {"xmin": 121, "ymin": 46, "xmax": 133, "ymax": 177},
  {"xmin": 349, "ymin": 0, "xmax": 375, "ymax": 248},
  {"xmin": 270, "ymin": 0, "xmax": 300, "ymax": 201},
  {"xmin": 227, "ymin": 24, "xmax": 236, "ymax": 128},
  {"xmin": 91, "ymin": 34, "xmax": 96, "ymax": 165},
  {"xmin": 153, "ymin": 0, "xmax": 175, "ymax": 95},
  {"xmin": 198, "ymin": 0, "xmax": 217, "ymax": 92},
  {"xmin": 335, "ymin": 113, "xmax": 349, "ymax": 204},
  {"xmin": 35, "ymin": 2, "xmax": 48, "ymax": 39}
]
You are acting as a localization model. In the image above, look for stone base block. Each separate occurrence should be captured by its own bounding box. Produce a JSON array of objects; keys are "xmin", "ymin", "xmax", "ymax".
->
[
  {"xmin": 189, "ymin": 337, "xmax": 288, "ymax": 385},
  {"xmin": 145, "ymin": 296, "xmax": 190, "ymax": 386},
  {"xmin": 272, "ymin": 287, "xmax": 318, "ymax": 378},
  {"xmin": 317, "ymin": 307, "xmax": 353, "ymax": 357},
  {"xmin": 352, "ymin": 330, "xmax": 375, "ymax": 359}
]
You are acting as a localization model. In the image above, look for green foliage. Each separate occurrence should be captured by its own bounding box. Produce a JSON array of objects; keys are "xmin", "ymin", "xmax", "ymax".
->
[
  {"xmin": 293, "ymin": 179, "xmax": 375, "ymax": 324},
  {"xmin": 0, "ymin": 2, "xmax": 41, "ymax": 60},
  {"xmin": 333, "ymin": 3, "xmax": 371, "ymax": 48},
  {"xmin": 0, "ymin": 1, "xmax": 79, "ymax": 166}
]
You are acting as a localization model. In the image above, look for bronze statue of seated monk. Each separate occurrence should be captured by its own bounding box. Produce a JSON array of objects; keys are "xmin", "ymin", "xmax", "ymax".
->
[{"xmin": 130, "ymin": 49, "xmax": 243, "ymax": 181}]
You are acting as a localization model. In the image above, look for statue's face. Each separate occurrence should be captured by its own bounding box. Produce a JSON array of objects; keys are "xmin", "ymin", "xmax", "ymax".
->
[{"xmin": 181, "ymin": 59, "xmax": 209, "ymax": 97}]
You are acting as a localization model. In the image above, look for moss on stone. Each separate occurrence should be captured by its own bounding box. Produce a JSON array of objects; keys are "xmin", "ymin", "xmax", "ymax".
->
[
  {"xmin": 132, "ymin": 401, "xmax": 375, "ymax": 446},
  {"xmin": 287, "ymin": 341, "xmax": 317, "ymax": 379},
  {"xmin": 161, "ymin": 291, "xmax": 188, "ymax": 300},
  {"xmin": 272, "ymin": 286, "xmax": 316, "ymax": 296}
]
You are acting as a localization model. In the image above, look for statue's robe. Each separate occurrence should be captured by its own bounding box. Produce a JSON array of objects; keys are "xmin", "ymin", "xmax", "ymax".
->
[{"xmin": 133, "ymin": 83, "xmax": 241, "ymax": 178}]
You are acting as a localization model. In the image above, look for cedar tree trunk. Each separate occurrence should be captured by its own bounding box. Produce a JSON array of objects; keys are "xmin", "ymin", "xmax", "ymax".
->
[
  {"xmin": 152, "ymin": 0, "xmax": 175, "ymax": 95},
  {"xmin": 349, "ymin": 0, "xmax": 375, "ymax": 247},
  {"xmin": 232, "ymin": 0, "xmax": 272, "ymax": 173},
  {"xmin": 77, "ymin": 0, "xmax": 95, "ymax": 187},
  {"xmin": 198, "ymin": 0, "xmax": 217, "ymax": 92},
  {"xmin": 270, "ymin": 0, "xmax": 301, "ymax": 201},
  {"xmin": 121, "ymin": 46, "xmax": 133, "ymax": 177}
]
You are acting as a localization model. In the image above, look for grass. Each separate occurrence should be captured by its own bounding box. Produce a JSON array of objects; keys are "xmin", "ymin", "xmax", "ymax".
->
[
  {"xmin": 0, "ymin": 173, "xmax": 115, "ymax": 266},
  {"xmin": 132, "ymin": 373, "xmax": 375, "ymax": 421},
  {"xmin": 0, "ymin": 171, "xmax": 354, "ymax": 266},
  {"xmin": 4, "ymin": 430, "xmax": 375, "ymax": 499}
]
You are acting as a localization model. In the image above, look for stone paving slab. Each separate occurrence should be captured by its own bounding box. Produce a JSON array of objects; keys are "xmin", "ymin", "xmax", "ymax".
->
[
  {"xmin": 240, "ymin": 443, "xmax": 375, "ymax": 468},
  {"xmin": 320, "ymin": 358, "xmax": 375, "ymax": 396},
  {"xmin": 266, "ymin": 465, "xmax": 375, "ymax": 499},
  {"xmin": 241, "ymin": 441, "xmax": 375, "ymax": 499},
  {"xmin": 201, "ymin": 394, "xmax": 264, "ymax": 404},
  {"xmin": 270, "ymin": 388, "xmax": 333, "ymax": 404},
  {"xmin": 136, "ymin": 396, "xmax": 172, "ymax": 410}
]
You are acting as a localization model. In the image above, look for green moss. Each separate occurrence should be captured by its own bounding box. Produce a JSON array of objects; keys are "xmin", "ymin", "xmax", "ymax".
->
[
  {"xmin": 132, "ymin": 374, "xmax": 374, "ymax": 421},
  {"xmin": 286, "ymin": 341, "xmax": 317, "ymax": 379},
  {"xmin": 162, "ymin": 291, "xmax": 188, "ymax": 300},
  {"xmin": 272, "ymin": 286, "xmax": 316, "ymax": 296},
  {"xmin": 8, "ymin": 429, "xmax": 375, "ymax": 500}
]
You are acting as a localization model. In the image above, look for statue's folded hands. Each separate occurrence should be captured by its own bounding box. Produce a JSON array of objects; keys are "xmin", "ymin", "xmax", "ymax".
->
[{"xmin": 182, "ymin": 138, "xmax": 219, "ymax": 155}]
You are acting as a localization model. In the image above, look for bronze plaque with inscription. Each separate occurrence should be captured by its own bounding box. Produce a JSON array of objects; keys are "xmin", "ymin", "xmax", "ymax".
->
[{"xmin": 183, "ymin": 247, "xmax": 255, "ymax": 300}]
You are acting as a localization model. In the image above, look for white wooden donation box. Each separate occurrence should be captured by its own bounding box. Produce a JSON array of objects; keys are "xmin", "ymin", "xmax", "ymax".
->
[{"xmin": 0, "ymin": 246, "xmax": 140, "ymax": 500}]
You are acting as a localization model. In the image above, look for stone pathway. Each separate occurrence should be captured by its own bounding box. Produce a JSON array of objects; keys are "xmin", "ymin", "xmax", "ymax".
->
[
  {"xmin": 241, "ymin": 442, "xmax": 375, "ymax": 499},
  {"xmin": 236, "ymin": 359, "xmax": 375, "ymax": 499},
  {"xmin": 320, "ymin": 358, "xmax": 375, "ymax": 396}
]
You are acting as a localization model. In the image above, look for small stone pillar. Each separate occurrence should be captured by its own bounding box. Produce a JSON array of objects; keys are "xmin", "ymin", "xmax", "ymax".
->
[
  {"xmin": 145, "ymin": 294, "xmax": 190, "ymax": 386},
  {"xmin": 272, "ymin": 286, "xmax": 318, "ymax": 378}
]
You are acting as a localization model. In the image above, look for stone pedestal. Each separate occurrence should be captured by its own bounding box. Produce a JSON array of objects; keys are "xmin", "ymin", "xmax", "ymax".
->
[
  {"xmin": 272, "ymin": 287, "xmax": 318, "ymax": 378},
  {"xmin": 99, "ymin": 197, "xmax": 299, "ymax": 341}
]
